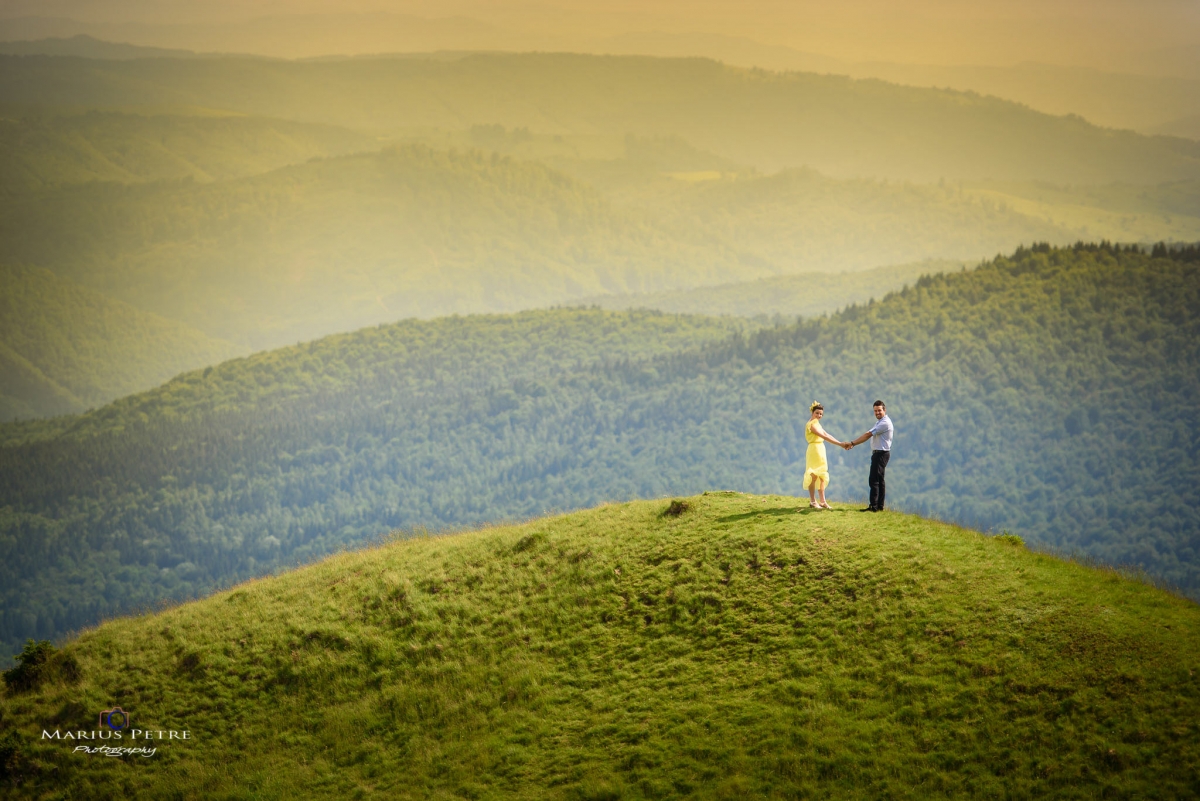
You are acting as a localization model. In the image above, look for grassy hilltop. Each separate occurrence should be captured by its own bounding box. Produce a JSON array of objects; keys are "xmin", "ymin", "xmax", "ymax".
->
[{"xmin": 2, "ymin": 494, "xmax": 1199, "ymax": 798}]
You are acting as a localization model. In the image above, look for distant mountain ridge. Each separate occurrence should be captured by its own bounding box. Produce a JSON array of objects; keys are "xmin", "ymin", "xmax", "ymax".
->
[
  {"xmin": 0, "ymin": 111, "xmax": 376, "ymax": 191},
  {"xmin": 8, "ymin": 138, "xmax": 1191, "ymax": 354},
  {"xmin": 7, "ymin": 34, "xmax": 1200, "ymax": 138},
  {"xmin": 3, "ymin": 52, "xmax": 1198, "ymax": 183},
  {"xmin": 0, "ymin": 145, "xmax": 768, "ymax": 349},
  {"xmin": 577, "ymin": 260, "xmax": 968, "ymax": 319},
  {"xmin": 0, "ymin": 34, "xmax": 207, "ymax": 60}
]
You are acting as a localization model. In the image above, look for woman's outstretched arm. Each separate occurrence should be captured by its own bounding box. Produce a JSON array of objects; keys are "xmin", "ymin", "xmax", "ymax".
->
[{"xmin": 810, "ymin": 422, "xmax": 844, "ymax": 447}]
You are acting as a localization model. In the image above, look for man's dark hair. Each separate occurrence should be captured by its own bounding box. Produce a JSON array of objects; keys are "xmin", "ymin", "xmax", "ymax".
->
[{"xmin": 873, "ymin": 400, "xmax": 886, "ymax": 409}]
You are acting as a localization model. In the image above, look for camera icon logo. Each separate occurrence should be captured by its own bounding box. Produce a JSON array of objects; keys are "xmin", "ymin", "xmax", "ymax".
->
[{"xmin": 99, "ymin": 707, "xmax": 130, "ymax": 731}]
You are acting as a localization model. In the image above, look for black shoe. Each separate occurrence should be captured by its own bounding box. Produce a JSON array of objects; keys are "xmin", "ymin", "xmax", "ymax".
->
[{"xmin": 860, "ymin": 507, "xmax": 877, "ymax": 512}]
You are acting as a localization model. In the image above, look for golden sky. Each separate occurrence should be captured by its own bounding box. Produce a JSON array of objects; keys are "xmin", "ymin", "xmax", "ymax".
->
[{"xmin": 1, "ymin": 0, "xmax": 1197, "ymax": 70}]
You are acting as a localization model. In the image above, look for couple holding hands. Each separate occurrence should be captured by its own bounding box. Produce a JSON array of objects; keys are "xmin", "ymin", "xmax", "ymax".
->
[{"xmin": 803, "ymin": 400, "xmax": 893, "ymax": 512}]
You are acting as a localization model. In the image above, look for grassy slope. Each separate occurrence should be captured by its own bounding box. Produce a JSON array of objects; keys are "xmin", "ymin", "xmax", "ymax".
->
[
  {"xmin": 0, "ymin": 264, "xmax": 246, "ymax": 421},
  {"xmin": 579, "ymin": 260, "xmax": 968, "ymax": 319},
  {"xmin": 2, "ymin": 494, "xmax": 1198, "ymax": 798}
]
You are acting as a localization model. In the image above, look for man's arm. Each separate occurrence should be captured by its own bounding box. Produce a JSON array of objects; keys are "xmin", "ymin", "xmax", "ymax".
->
[{"xmin": 847, "ymin": 420, "xmax": 882, "ymax": 448}]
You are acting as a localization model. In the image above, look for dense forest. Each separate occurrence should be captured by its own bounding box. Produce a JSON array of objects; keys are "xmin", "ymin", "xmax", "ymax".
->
[
  {"xmin": 0, "ymin": 265, "xmax": 245, "ymax": 421},
  {"xmin": 2, "ymin": 244, "xmax": 1196, "ymax": 664},
  {"xmin": 3, "ymin": 53, "xmax": 1199, "ymax": 184}
]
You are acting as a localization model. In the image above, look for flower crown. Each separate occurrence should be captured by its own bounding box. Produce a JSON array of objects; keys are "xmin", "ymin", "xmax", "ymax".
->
[{"xmin": 810, "ymin": 401, "xmax": 823, "ymax": 412}]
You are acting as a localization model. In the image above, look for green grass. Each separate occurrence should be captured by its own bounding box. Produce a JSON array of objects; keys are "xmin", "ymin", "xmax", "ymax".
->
[{"xmin": 3, "ymin": 494, "xmax": 1199, "ymax": 798}]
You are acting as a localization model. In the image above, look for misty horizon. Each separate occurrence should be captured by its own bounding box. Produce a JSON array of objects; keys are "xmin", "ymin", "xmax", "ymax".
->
[{"xmin": 1, "ymin": 0, "xmax": 1198, "ymax": 73}]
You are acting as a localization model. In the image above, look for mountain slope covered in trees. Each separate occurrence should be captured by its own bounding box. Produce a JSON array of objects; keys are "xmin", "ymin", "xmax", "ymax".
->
[
  {"xmin": 0, "ymin": 146, "xmax": 762, "ymax": 348},
  {"xmin": 0, "ymin": 264, "xmax": 245, "ymax": 421},
  {"xmin": 1, "ymin": 244, "xmax": 1196, "ymax": 664},
  {"xmin": 627, "ymin": 170, "xmax": 1078, "ymax": 274},
  {"xmin": 8, "ymin": 141, "xmax": 1188, "ymax": 351},
  {"xmin": 0, "ymin": 112, "xmax": 375, "ymax": 192}
]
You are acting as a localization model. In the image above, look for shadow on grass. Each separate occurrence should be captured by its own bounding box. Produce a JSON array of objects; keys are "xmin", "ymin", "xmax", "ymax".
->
[{"xmin": 717, "ymin": 506, "xmax": 844, "ymax": 523}]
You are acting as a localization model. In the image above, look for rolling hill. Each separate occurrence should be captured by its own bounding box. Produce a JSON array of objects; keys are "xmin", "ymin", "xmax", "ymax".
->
[
  {"xmin": 1, "ymin": 495, "xmax": 1198, "ymax": 797},
  {"xmin": 8, "ymin": 138, "xmax": 1193, "ymax": 352},
  {"xmin": 437, "ymin": 130, "xmax": 1200, "ymax": 257},
  {"xmin": 3, "ymin": 52, "xmax": 1199, "ymax": 183},
  {"xmin": 11, "ymin": 34, "xmax": 1200, "ymax": 139},
  {"xmin": 0, "ymin": 34, "xmax": 207, "ymax": 61},
  {"xmin": 0, "ymin": 145, "xmax": 763, "ymax": 349},
  {"xmin": 1, "ymin": 243, "xmax": 1196, "ymax": 666},
  {"xmin": 0, "ymin": 111, "xmax": 376, "ymax": 192},
  {"xmin": 578, "ymin": 260, "xmax": 968, "ymax": 319},
  {"xmin": 0, "ymin": 264, "xmax": 245, "ymax": 421},
  {"xmin": 616, "ymin": 170, "xmax": 1073, "ymax": 275}
]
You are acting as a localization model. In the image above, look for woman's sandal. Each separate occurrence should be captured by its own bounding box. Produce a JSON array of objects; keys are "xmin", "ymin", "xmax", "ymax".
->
[{"xmin": 809, "ymin": 502, "xmax": 823, "ymax": 510}]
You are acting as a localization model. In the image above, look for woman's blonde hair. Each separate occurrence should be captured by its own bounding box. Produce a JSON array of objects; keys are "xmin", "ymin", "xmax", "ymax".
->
[{"xmin": 810, "ymin": 401, "xmax": 823, "ymax": 412}]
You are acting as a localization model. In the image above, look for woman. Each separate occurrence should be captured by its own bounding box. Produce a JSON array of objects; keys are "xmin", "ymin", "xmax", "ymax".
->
[{"xmin": 804, "ymin": 401, "xmax": 846, "ymax": 510}]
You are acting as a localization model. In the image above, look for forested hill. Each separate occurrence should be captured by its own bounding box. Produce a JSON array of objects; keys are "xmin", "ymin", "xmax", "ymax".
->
[
  {"xmin": 1, "ymin": 244, "xmax": 1198, "ymax": 664},
  {"xmin": 0, "ymin": 112, "xmax": 375, "ymax": 192},
  {"xmin": 3, "ymin": 52, "xmax": 1199, "ymax": 183},
  {"xmin": 0, "ymin": 264, "xmax": 245, "ymax": 422},
  {"xmin": 0, "ymin": 145, "xmax": 760, "ymax": 349},
  {"xmin": 3, "ymin": 138, "xmax": 1154, "ymax": 354}
]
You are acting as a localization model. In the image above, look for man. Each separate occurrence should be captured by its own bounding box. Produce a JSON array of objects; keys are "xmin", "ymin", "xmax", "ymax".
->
[{"xmin": 844, "ymin": 400, "xmax": 893, "ymax": 512}]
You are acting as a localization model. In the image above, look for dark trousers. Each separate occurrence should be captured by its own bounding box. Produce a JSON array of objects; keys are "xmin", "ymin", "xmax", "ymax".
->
[{"xmin": 869, "ymin": 450, "xmax": 890, "ymax": 510}]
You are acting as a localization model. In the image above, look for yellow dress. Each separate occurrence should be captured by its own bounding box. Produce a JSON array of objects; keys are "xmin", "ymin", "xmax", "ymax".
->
[{"xmin": 804, "ymin": 419, "xmax": 829, "ymax": 491}]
